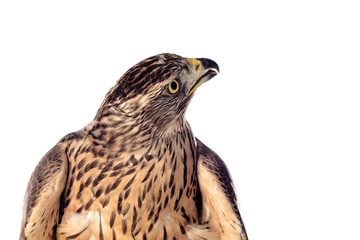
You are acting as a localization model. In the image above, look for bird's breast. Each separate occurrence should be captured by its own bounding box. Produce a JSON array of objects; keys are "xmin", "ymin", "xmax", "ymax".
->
[{"xmin": 57, "ymin": 132, "xmax": 199, "ymax": 239}]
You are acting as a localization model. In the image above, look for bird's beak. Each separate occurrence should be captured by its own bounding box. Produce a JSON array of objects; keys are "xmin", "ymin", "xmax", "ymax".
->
[{"xmin": 186, "ymin": 58, "xmax": 220, "ymax": 95}]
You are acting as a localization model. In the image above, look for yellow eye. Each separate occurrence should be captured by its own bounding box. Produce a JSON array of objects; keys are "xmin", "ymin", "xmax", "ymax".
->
[{"xmin": 169, "ymin": 80, "xmax": 179, "ymax": 94}]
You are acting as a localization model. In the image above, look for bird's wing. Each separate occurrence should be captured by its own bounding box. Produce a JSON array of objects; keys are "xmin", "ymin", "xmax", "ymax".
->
[
  {"xmin": 196, "ymin": 138, "xmax": 248, "ymax": 240},
  {"xmin": 20, "ymin": 145, "xmax": 68, "ymax": 240}
]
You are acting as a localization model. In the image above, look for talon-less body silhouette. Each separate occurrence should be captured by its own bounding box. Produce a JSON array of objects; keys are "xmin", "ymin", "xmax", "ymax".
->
[{"xmin": 20, "ymin": 53, "xmax": 248, "ymax": 240}]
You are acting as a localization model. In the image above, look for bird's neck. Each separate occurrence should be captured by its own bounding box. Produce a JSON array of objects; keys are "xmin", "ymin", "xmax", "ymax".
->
[{"xmin": 87, "ymin": 106, "xmax": 192, "ymax": 154}]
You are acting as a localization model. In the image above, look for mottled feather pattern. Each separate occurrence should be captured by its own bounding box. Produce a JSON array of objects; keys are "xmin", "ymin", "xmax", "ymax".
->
[
  {"xmin": 197, "ymin": 139, "xmax": 248, "ymax": 240},
  {"xmin": 197, "ymin": 140, "xmax": 240, "ymax": 219},
  {"xmin": 20, "ymin": 146, "xmax": 68, "ymax": 239},
  {"xmin": 57, "ymin": 119, "xmax": 199, "ymax": 240},
  {"xmin": 20, "ymin": 53, "xmax": 247, "ymax": 240}
]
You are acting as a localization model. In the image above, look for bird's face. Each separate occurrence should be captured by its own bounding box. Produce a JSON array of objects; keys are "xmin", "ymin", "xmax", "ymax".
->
[{"xmin": 100, "ymin": 53, "xmax": 219, "ymax": 134}]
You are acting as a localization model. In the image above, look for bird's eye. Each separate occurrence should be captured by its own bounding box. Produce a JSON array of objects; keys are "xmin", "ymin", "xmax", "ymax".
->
[{"xmin": 169, "ymin": 80, "xmax": 179, "ymax": 94}]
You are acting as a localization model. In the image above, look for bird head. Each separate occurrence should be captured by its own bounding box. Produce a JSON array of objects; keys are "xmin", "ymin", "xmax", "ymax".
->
[{"xmin": 97, "ymin": 53, "xmax": 219, "ymax": 135}]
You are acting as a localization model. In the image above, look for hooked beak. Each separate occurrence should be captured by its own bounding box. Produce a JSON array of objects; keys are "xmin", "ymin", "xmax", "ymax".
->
[{"xmin": 186, "ymin": 58, "xmax": 220, "ymax": 95}]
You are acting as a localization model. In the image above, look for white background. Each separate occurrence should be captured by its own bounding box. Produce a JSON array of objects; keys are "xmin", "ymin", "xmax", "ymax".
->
[{"xmin": 1, "ymin": 0, "xmax": 359, "ymax": 239}]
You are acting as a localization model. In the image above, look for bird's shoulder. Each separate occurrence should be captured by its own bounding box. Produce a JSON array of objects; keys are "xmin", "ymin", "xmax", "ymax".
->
[
  {"xmin": 196, "ymin": 139, "xmax": 238, "ymax": 206},
  {"xmin": 21, "ymin": 129, "xmax": 90, "ymax": 239},
  {"xmin": 196, "ymin": 138, "xmax": 248, "ymax": 240},
  {"xmin": 20, "ymin": 144, "xmax": 68, "ymax": 239}
]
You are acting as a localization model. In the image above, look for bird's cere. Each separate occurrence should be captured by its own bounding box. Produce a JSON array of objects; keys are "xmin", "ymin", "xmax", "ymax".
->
[{"xmin": 186, "ymin": 58, "xmax": 220, "ymax": 96}]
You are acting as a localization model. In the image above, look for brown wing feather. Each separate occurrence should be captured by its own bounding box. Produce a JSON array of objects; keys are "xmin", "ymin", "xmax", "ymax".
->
[
  {"xmin": 196, "ymin": 138, "xmax": 248, "ymax": 240},
  {"xmin": 20, "ymin": 145, "xmax": 68, "ymax": 240}
]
